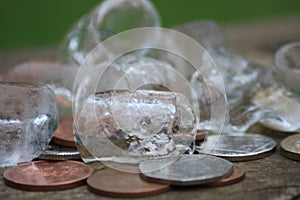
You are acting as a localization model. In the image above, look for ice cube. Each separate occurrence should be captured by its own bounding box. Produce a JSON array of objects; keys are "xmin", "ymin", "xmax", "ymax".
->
[
  {"xmin": 2, "ymin": 61, "xmax": 78, "ymax": 118},
  {"xmin": 74, "ymin": 90, "xmax": 196, "ymax": 167},
  {"xmin": 60, "ymin": 0, "xmax": 160, "ymax": 64},
  {"xmin": 0, "ymin": 82, "xmax": 58, "ymax": 167},
  {"xmin": 175, "ymin": 20, "xmax": 274, "ymax": 132}
]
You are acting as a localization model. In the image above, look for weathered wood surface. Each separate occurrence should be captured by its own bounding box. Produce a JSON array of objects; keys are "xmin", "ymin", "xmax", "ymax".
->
[{"xmin": 1, "ymin": 16, "xmax": 300, "ymax": 200}]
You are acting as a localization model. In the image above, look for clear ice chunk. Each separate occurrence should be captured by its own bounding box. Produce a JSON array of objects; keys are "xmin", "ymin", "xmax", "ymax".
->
[
  {"xmin": 0, "ymin": 82, "xmax": 58, "ymax": 167},
  {"xmin": 252, "ymin": 86, "xmax": 300, "ymax": 132},
  {"xmin": 60, "ymin": 0, "xmax": 160, "ymax": 64},
  {"xmin": 2, "ymin": 61, "xmax": 79, "ymax": 118},
  {"xmin": 74, "ymin": 90, "xmax": 196, "ymax": 166},
  {"xmin": 274, "ymin": 41, "xmax": 300, "ymax": 96},
  {"xmin": 175, "ymin": 20, "xmax": 274, "ymax": 132},
  {"xmin": 96, "ymin": 54, "xmax": 196, "ymax": 104}
]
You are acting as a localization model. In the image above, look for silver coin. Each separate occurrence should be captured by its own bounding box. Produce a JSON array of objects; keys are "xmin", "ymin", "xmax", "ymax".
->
[
  {"xmin": 139, "ymin": 154, "xmax": 233, "ymax": 186},
  {"xmin": 38, "ymin": 144, "xmax": 81, "ymax": 160},
  {"xmin": 196, "ymin": 133, "xmax": 276, "ymax": 161},
  {"xmin": 280, "ymin": 134, "xmax": 300, "ymax": 161}
]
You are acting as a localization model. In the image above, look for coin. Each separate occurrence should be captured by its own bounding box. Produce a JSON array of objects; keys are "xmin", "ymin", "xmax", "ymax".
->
[
  {"xmin": 205, "ymin": 165, "xmax": 246, "ymax": 187},
  {"xmin": 52, "ymin": 114, "xmax": 76, "ymax": 147},
  {"xmin": 38, "ymin": 144, "xmax": 81, "ymax": 160},
  {"xmin": 56, "ymin": 95, "xmax": 72, "ymax": 108},
  {"xmin": 3, "ymin": 160, "xmax": 94, "ymax": 191},
  {"xmin": 87, "ymin": 168, "xmax": 170, "ymax": 197},
  {"xmin": 196, "ymin": 133, "xmax": 276, "ymax": 161},
  {"xmin": 56, "ymin": 96, "xmax": 73, "ymax": 119},
  {"xmin": 139, "ymin": 154, "xmax": 233, "ymax": 186},
  {"xmin": 196, "ymin": 130, "xmax": 208, "ymax": 141},
  {"xmin": 280, "ymin": 134, "xmax": 300, "ymax": 161}
]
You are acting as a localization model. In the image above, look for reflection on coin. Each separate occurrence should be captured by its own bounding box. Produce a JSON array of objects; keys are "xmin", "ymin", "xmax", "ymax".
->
[
  {"xmin": 280, "ymin": 134, "xmax": 300, "ymax": 161},
  {"xmin": 196, "ymin": 133, "xmax": 276, "ymax": 161},
  {"xmin": 205, "ymin": 165, "xmax": 246, "ymax": 187},
  {"xmin": 3, "ymin": 160, "xmax": 94, "ymax": 191},
  {"xmin": 52, "ymin": 114, "xmax": 76, "ymax": 147},
  {"xmin": 56, "ymin": 96, "xmax": 72, "ymax": 119},
  {"xmin": 139, "ymin": 155, "xmax": 233, "ymax": 186},
  {"xmin": 38, "ymin": 144, "xmax": 81, "ymax": 160},
  {"xmin": 87, "ymin": 168, "xmax": 170, "ymax": 197},
  {"xmin": 196, "ymin": 130, "xmax": 208, "ymax": 141}
]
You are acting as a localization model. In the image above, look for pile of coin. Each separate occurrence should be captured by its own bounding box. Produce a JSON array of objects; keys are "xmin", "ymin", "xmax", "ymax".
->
[{"xmin": 4, "ymin": 113, "xmax": 300, "ymax": 198}]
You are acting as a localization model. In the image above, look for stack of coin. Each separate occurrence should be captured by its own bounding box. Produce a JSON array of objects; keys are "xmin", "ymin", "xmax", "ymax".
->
[{"xmin": 38, "ymin": 144, "xmax": 81, "ymax": 160}]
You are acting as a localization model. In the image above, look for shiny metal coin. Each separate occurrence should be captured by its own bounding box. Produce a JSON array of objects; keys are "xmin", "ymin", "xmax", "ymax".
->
[
  {"xmin": 4, "ymin": 160, "xmax": 93, "ymax": 191},
  {"xmin": 38, "ymin": 144, "xmax": 81, "ymax": 160},
  {"xmin": 196, "ymin": 133, "xmax": 276, "ymax": 161},
  {"xmin": 139, "ymin": 154, "xmax": 233, "ymax": 186},
  {"xmin": 280, "ymin": 134, "xmax": 300, "ymax": 161}
]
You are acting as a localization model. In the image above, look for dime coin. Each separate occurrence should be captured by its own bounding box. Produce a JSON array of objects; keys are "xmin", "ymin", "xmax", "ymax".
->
[
  {"xmin": 52, "ymin": 114, "xmax": 76, "ymax": 147},
  {"xmin": 139, "ymin": 154, "xmax": 233, "ymax": 186},
  {"xmin": 87, "ymin": 168, "xmax": 170, "ymax": 197},
  {"xmin": 280, "ymin": 134, "xmax": 300, "ymax": 161},
  {"xmin": 196, "ymin": 133, "xmax": 276, "ymax": 161},
  {"xmin": 3, "ymin": 160, "xmax": 94, "ymax": 191},
  {"xmin": 205, "ymin": 165, "xmax": 246, "ymax": 187},
  {"xmin": 38, "ymin": 144, "xmax": 81, "ymax": 160}
]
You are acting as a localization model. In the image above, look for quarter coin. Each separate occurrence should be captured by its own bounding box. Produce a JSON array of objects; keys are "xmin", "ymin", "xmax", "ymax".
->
[
  {"xmin": 38, "ymin": 144, "xmax": 81, "ymax": 160},
  {"xmin": 139, "ymin": 154, "xmax": 233, "ymax": 186},
  {"xmin": 87, "ymin": 168, "xmax": 170, "ymax": 197},
  {"xmin": 52, "ymin": 114, "xmax": 76, "ymax": 147},
  {"xmin": 205, "ymin": 165, "xmax": 246, "ymax": 187},
  {"xmin": 196, "ymin": 133, "xmax": 276, "ymax": 161},
  {"xmin": 3, "ymin": 160, "xmax": 94, "ymax": 191},
  {"xmin": 280, "ymin": 134, "xmax": 300, "ymax": 161}
]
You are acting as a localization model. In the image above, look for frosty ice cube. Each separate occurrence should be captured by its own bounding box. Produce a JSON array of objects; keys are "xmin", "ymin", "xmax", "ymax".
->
[
  {"xmin": 175, "ymin": 20, "xmax": 274, "ymax": 132},
  {"xmin": 0, "ymin": 82, "xmax": 58, "ymax": 167},
  {"xmin": 2, "ymin": 61, "xmax": 78, "ymax": 118},
  {"xmin": 74, "ymin": 90, "xmax": 196, "ymax": 167}
]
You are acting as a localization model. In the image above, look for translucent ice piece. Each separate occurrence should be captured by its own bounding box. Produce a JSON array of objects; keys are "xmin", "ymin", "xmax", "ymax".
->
[
  {"xmin": 176, "ymin": 20, "xmax": 274, "ymax": 132},
  {"xmin": 74, "ymin": 90, "xmax": 196, "ymax": 167},
  {"xmin": 2, "ymin": 61, "xmax": 79, "ymax": 118},
  {"xmin": 96, "ymin": 54, "xmax": 196, "ymax": 105},
  {"xmin": 61, "ymin": 0, "xmax": 160, "ymax": 64},
  {"xmin": 252, "ymin": 86, "xmax": 300, "ymax": 132},
  {"xmin": 0, "ymin": 82, "xmax": 58, "ymax": 167},
  {"xmin": 274, "ymin": 41, "xmax": 300, "ymax": 96}
]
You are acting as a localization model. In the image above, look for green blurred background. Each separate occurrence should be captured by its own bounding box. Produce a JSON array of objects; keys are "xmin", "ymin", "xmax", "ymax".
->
[{"xmin": 0, "ymin": 0, "xmax": 299, "ymax": 50}]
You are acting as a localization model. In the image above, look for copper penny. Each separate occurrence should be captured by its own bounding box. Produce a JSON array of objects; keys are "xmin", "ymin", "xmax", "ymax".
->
[
  {"xmin": 52, "ymin": 114, "xmax": 76, "ymax": 147},
  {"xmin": 56, "ymin": 95, "xmax": 72, "ymax": 108},
  {"xmin": 205, "ymin": 165, "xmax": 246, "ymax": 187},
  {"xmin": 196, "ymin": 130, "xmax": 208, "ymax": 141},
  {"xmin": 87, "ymin": 168, "xmax": 170, "ymax": 197},
  {"xmin": 3, "ymin": 160, "xmax": 94, "ymax": 191}
]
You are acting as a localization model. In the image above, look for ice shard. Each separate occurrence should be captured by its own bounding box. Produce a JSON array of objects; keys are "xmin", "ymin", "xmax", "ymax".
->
[
  {"xmin": 61, "ymin": 0, "xmax": 160, "ymax": 64},
  {"xmin": 74, "ymin": 90, "xmax": 196, "ymax": 166},
  {"xmin": 0, "ymin": 82, "xmax": 58, "ymax": 167}
]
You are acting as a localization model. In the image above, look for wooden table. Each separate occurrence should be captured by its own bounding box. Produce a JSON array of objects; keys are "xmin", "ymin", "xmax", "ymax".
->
[{"xmin": 1, "ymin": 16, "xmax": 300, "ymax": 200}]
